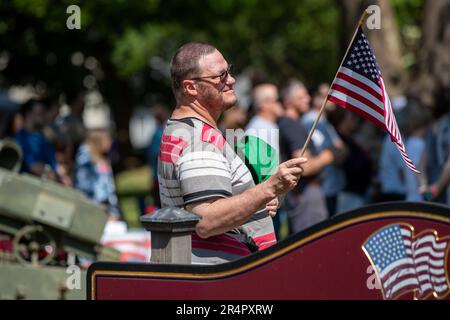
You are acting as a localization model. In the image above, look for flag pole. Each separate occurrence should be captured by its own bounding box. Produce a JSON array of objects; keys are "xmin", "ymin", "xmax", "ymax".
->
[{"xmin": 298, "ymin": 9, "xmax": 369, "ymax": 157}]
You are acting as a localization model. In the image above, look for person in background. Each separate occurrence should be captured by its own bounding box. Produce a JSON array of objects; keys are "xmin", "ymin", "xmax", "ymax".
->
[
  {"xmin": 376, "ymin": 100, "xmax": 411, "ymax": 202},
  {"xmin": 0, "ymin": 110, "xmax": 23, "ymax": 139},
  {"xmin": 55, "ymin": 90, "xmax": 86, "ymax": 164},
  {"xmin": 333, "ymin": 109, "xmax": 372, "ymax": 213},
  {"xmin": 399, "ymin": 102, "xmax": 432, "ymax": 201},
  {"xmin": 377, "ymin": 137, "xmax": 407, "ymax": 201},
  {"xmin": 421, "ymin": 90, "xmax": 450, "ymax": 204},
  {"xmin": 15, "ymin": 99, "xmax": 69, "ymax": 184},
  {"xmin": 245, "ymin": 83, "xmax": 283, "ymax": 151},
  {"xmin": 74, "ymin": 125, "xmax": 121, "ymax": 220},
  {"xmin": 41, "ymin": 94, "xmax": 62, "ymax": 144},
  {"xmin": 279, "ymin": 79, "xmax": 334, "ymax": 233},
  {"xmin": 302, "ymin": 83, "xmax": 347, "ymax": 216},
  {"xmin": 147, "ymin": 104, "xmax": 170, "ymax": 209},
  {"xmin": 41, "ymin": 94, "xmax": 73, "ymax": 187}
]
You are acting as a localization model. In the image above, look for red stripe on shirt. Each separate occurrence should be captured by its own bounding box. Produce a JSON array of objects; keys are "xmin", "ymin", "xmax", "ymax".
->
[
  {"xmin": 159, "ymin": 151, "xmax": 179, "ymax": 163},
  {"xmin": 192, "ymin": 241, "xmax": 251, "ymax": 257},
  {"xmin": 160, "ymin": 142, "xmax": 184, "ymax": 155},
  {"xmin": 161, "ymin": 134, "xmax": 188, "ymax": 148},
  {"xmin": 159, "ymin": 135, "xmax": 187, "ymax": 163},
  {"xmin": 192, "ymin": 233, "xmax": 252, "ymax": 256},
  {"xmin": 201, "ymin": 124, "xmax": 225, "ymax": 151},
  {"xmin": 192, "ymin": 233, "xmax": 250, "ymax": 251},
  {"xmin": 252, "ymin": 232, "xmax": 277, "ymax": 250}
]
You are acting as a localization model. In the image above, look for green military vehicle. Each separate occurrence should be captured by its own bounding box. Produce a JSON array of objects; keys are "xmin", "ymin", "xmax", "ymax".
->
[{"xmin": 0, "ymin": 138, "xmax": 120, "ymax": 299}]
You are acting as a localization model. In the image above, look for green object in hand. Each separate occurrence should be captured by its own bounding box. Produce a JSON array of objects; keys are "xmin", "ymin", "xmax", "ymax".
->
[{"xmin": 236, "ymin": 135, "xmax": 279, "ymax": 184}]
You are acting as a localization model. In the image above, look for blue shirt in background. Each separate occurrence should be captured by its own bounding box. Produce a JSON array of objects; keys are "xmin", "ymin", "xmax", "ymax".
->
[
  {"xmin": 302, "ymin": 110, "xmax": 346, "ymax": 197},
  {"xmin": 15, "ymin": 128, "xmax": 57, "ymax": 174},
  {"xmin": 147, "ymin": 125, "xmax": 164, "ymax": 179},
  {"xmin": 426, "ymin": 114, "xmax": 450, "ymax": 204},
  {"xmin": 378, "ymin": 134, "xmax": 406, "ymax": 196}
]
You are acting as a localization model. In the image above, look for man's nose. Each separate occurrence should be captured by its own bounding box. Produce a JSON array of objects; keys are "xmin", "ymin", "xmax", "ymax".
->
[{"xmin": 227, "ymin": 74, "xmax": 236, "ymax": 86}]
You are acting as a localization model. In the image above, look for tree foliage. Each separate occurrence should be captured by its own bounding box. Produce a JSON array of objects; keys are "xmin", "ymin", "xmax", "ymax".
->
[{"xmin": 0, "ymin": 0, "xmax": 342, "ymax": 109}]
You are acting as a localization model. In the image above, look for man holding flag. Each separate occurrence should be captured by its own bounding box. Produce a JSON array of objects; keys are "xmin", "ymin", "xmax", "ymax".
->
[{"xmin": 158, "ymin": 42, "xmax": 307, "ymax": 264}]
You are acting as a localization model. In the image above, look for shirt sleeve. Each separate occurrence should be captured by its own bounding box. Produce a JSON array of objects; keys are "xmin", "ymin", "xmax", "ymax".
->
[
  {"xmin": 176, "ymin": 147, "xmax": 233, "ymax": 205},
  {"xmin": 278, "ymin": 117, "xmax": 310, "ymax": 155}
]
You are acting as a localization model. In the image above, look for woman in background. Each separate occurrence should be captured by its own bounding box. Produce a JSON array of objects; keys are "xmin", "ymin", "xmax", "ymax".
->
[{"xmin": 74, "ymin": 128, "xmax": 120, "ymax": 220}]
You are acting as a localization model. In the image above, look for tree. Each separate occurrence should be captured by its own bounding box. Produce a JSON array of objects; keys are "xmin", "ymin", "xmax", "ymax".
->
[{"xmin": 410, "ymin": 0, "xmax": 450, "ymax": 111}]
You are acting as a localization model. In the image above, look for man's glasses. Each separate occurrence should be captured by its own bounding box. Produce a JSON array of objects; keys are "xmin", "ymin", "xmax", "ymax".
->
[{"xmin": 190, "ymin": 64, "xmax": 232, "ymax": 83}]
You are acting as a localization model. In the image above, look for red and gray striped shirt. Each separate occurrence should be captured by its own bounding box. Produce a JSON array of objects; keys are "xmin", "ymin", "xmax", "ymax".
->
[{"xmin": 158, "ymin": 117, "xmax": 276, "ymax": 264}]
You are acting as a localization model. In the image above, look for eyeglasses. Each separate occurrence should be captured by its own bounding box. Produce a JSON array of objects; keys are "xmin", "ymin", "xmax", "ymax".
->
[{"xmin": 190, "ymin": 64, "xmax": 232, "ymax": 83}]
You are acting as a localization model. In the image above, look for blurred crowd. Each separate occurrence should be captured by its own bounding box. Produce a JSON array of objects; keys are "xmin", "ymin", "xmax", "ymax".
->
[
  {"xmin": 1, "ymin": 80, "xmax": 449, "ymax": 238},
  {"xmin": 0, "ymin": 92, "xmax": 120, "ymax": 220}
]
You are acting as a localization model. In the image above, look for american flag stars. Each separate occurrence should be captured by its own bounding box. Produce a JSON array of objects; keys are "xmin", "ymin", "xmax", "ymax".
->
[
  {"xmin": 345, "ymin": 30, "xmax": 379, "ymax": 83},
  {"xmin": 365, "ymin": 225, "xmax": 408, "ymax": 270}
]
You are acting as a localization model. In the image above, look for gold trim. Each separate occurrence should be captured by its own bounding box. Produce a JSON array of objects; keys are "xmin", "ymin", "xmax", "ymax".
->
[
  {"xmin": 91, "ymin": 210, "xmax": 450, "ymax": 300},
  {"xmin": 362, "ymin": 223, "xmax": 450, "ymax": 300}
]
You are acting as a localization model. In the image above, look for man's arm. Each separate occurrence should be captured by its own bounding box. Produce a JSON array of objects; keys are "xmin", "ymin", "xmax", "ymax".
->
[
  {"xmin": 292, "ymin": 149, "xmax": 333, "ymax": 177},
  {"xmin": 186, "ymin": 157, "xmax": 307, "ymax": 239}
]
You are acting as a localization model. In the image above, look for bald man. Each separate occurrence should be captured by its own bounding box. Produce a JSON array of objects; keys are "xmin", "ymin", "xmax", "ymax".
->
[{"xmin": 246, "ymin": 83, "xmax": 284, "ymax": 152}]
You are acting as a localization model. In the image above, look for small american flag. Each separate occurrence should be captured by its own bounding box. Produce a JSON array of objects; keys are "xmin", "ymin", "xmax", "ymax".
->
[
  {"xmin": 363, "ymin": 224, "xmax": 449, "ymax": 300},
  {"xmin": 328, "ymin": 26, "xmax": 420, "ymax": 173}
]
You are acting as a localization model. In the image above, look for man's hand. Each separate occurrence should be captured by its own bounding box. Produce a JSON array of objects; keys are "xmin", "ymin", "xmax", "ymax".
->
[
  {"xmin": 264, "ymin": 157, "xmax": 308, "ymax": 196},
  {"xmin": 265, "ymin": 197, "xmax": 279, "ymax": 217}
]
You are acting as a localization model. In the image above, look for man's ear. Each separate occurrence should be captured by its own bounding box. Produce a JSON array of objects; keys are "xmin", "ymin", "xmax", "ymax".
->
[{"xmin": 182, "ymin": 80, "xmax": 198, "ymax": 98}]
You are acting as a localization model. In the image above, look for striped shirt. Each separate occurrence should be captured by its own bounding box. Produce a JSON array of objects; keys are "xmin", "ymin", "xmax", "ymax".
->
[{"xmin": 158, "ymin": 117, "xmax": 276, "ymax": 264}]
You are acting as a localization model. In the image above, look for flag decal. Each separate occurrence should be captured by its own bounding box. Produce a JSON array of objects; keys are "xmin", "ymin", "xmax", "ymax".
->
[{"xmin": 363, "ymin": 223, "xmax": 450, "ymax": 300}]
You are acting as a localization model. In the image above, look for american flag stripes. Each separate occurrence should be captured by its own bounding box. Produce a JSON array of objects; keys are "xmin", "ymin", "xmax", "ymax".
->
[
  {"xmin": 328, "ymin": 26, "xmax": 420, "ymax": 173},
  {"xmin": 363, "ymin": 224, "xmax": 449, "ymax": 300}
]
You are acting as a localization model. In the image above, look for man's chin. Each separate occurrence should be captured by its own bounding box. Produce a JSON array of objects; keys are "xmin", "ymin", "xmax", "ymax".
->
[{"xmin": 224, "ymin": 96, "xmax": 238, "ymax": 110}]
